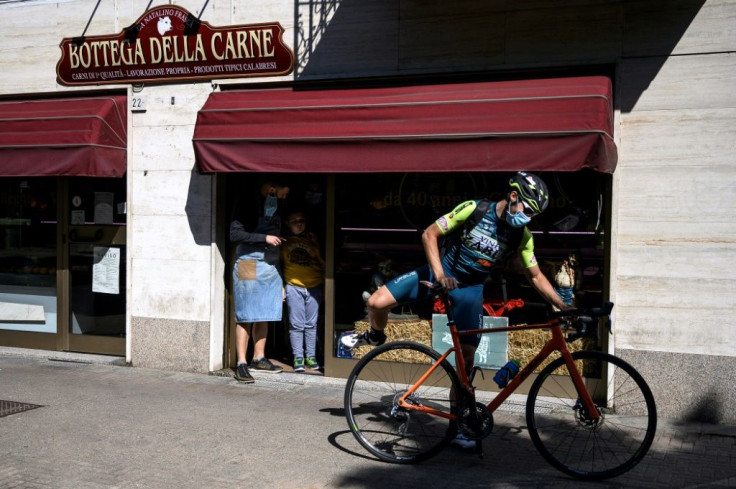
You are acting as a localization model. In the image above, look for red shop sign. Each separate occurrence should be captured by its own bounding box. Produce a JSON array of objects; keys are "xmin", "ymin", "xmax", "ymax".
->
[{"xmin": 56, "ymin": 5, "xmax": 294, "ymax": 86}]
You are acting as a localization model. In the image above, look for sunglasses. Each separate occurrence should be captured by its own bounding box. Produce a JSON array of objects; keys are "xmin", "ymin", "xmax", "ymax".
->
[{"xmin": 517, "ymin": 199, "xmax": 536, "ymax": 217}]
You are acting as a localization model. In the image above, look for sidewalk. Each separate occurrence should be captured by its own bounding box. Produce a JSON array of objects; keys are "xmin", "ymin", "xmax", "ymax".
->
[{"xmin": 1, "ymin": 347, "xmax": 735, "ymax": 489}]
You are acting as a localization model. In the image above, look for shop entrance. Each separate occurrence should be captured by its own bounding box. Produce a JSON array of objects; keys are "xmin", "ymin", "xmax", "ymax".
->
[{"xmin": 0, "ymin": 177, "xmax": 126, "ymax": 355}]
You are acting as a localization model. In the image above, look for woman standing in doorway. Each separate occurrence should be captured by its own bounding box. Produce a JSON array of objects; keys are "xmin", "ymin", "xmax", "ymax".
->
[{"xmin": 230, "ymin": 179, "xmax": 290, "ymax": 382}]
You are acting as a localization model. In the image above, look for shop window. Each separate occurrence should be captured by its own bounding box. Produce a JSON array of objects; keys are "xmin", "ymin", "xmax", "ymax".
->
[
  {"xmin": 0, "ymin": 178, "xmax": 58, "ymax": 333},
  {"xmin": 333, "ymin": 171, "xmax": 609, "ymax": 356}
]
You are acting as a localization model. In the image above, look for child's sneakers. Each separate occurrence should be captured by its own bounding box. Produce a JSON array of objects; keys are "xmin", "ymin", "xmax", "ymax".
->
[
  {"xmin": 293, "ymin": 357, "xmax": 305, "ymax": 373},
  {"xmin": 305, "ymin": 357, "xmax": 321, "ymax": 371}
]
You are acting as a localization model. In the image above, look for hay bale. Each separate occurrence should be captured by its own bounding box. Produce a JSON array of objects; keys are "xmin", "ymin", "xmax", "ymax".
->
[
  {"xmin": 509, "ymin": 327, "xmax": 598, "ymax": 374},
  {"xmin": 352, "ymin": 318, "xmax": 431, "ymax": 363}
]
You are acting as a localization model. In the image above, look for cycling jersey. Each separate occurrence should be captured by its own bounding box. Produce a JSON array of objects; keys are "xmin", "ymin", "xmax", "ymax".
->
[{"xmin": 436, "ymin": 200, "xmax": 537, "ymax": 283}]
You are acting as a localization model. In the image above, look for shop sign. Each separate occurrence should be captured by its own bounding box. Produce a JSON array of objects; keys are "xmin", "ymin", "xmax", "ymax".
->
[{"xmin": 56, "ymin": 5, "xmax": 294, "ymax": 86}]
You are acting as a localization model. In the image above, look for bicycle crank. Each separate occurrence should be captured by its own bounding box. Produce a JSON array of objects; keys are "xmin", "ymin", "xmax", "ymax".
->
[{"xmin": 457, "ymin": 402, "xmax": 494, "ymax": 440}]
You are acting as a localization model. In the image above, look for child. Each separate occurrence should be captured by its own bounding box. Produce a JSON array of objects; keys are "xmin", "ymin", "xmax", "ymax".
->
[{"xmin": 280, "ymin": 209, "xmax": 325, "ymax": 372}]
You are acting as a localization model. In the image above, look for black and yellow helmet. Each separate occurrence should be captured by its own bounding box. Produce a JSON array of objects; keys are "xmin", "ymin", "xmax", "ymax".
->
[{"xmin": 509, "ymin": 172, "xmax": 550, "ymax": 214}]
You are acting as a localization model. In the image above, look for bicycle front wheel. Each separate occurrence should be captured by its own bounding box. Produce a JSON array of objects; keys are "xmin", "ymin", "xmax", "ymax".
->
[
  {"xmin": 526, "ymin": 350, "xmax": 657, "ymax": 481},
  {"xmin": 344, "ymin": 341, "xmax": 460, "ymax": 463}
]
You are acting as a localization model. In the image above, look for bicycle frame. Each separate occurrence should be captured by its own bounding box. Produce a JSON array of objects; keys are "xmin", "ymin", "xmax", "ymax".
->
[{"xmin": 398, "ymin": 315, "xmax": 600, "ymax": 422}]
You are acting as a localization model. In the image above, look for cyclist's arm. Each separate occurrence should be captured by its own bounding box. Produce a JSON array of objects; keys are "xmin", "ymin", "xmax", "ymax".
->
[
  {"xmin": 434, "ymin": 200, "xmax": 477, "ymax": 236},
  {"xmin": 517, "ymin": 228, "xmax": 569, "ymax": 310},
  {"xmin": 423, "ymin": 200, "xmax": 477, "ymax": 289},
  {"xmin": 524, "ymin": 264, "xmax": 569, "ymax": 310},
  {"xmin": 422, "ymin": 222, "xmax": 448, "ymax": 284}
]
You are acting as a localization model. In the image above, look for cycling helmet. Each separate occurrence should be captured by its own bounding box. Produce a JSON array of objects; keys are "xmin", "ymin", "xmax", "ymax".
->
[{"xmin": 508, "ymin": 171, "xmax": 550, "ymax": 214}]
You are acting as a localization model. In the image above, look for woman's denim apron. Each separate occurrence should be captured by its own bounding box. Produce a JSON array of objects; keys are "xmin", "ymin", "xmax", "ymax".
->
[{"xmin": 233, "ymin": 214, "xmax": 283, "ymax": 323}]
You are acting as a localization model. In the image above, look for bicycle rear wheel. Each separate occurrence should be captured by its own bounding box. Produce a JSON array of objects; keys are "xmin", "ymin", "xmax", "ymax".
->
[
  {"xmin": 344, "ymin": 341, "xmax": 460, "ymax": 463},
  {"xmin": 526, "ymin": 350, "xmax": 657, "ymax": 480}
]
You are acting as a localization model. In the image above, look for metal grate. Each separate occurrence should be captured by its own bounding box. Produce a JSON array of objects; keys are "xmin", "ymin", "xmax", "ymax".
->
[{"xmin": 0, "ymin": 400, "xmax": 42, "ymax": 418}]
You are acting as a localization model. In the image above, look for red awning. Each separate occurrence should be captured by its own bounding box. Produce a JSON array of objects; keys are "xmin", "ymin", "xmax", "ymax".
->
[
  {"xmin": 0, "ymin": 95, "xmax": 127, "ymax": 177},
  {"xmin": 193, "ymin": 76, "xmax": 617, "ymax": 174}
]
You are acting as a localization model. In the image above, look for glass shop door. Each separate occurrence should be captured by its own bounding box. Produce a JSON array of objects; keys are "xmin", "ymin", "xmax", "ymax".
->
[
  {"xmin": 0, "ymin": 177, "xmax": 126, "ymax": 355},
  {"xmin": 63, "ymin": 178, "xmax": 126, "ymax": 355}
]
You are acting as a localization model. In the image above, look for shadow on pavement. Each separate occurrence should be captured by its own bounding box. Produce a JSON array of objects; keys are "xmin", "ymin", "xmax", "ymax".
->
[{"xmin": 325, "ymin": 415, "xmax": 736, "ymax": 489}]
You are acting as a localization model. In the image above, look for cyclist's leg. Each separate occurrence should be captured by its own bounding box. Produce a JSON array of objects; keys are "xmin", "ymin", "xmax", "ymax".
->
[
  {"xmin": 448, "ymin": 284, "xmax": 483, "ymax": 375},
  {"xmin": 365, "ymin": 285, "xmax": 396, "ymax": 331},
  {"xmin": 342, "ymin": 266, "xmax": 433, "ymax": 349}
]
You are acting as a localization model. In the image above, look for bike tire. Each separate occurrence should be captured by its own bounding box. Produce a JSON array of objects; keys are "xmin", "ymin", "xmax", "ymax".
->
[
  {"xmin": 526, "ymin": 350, "xmax": 657, "ymax": 480},
  {"xmin": 344, "ymin": 341, "xmax": 461, "ymax": 463}
]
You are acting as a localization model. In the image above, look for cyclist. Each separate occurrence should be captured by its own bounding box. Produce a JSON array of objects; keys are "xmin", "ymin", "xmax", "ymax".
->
[{"xmin": 341, "ymin": 171, "xmax": 570, "ymax": 449}]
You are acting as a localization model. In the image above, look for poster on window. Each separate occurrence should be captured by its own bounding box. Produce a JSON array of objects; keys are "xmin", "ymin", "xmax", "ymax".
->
[
  {"xmin": 92, "ymin": 246, "xmax": 120, "ymax": 294},
  {"xmin": 94, "ymin": 192, "xmax": 114, "ymax": 224},
  {"xmin": 432, "ymin": 314, "xmax": 508, "ymax": 369}
]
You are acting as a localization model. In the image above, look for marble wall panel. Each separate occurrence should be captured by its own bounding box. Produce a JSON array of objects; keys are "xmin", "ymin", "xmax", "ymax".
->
[
  {"xmin": 615, "ymin": 302, "xmax": 734, "ymax": 357},
  {"xmin": 617, "ymin": 348, "xmax": 736, "ymax": 423},
  {"xmin": 505, "ymin": 3, "xmax": 621, "ymax": 65},
  {"xmin": 130, "ymin": 257, "xmax": 211, "ymax": 321},
  {"xmin": 623, "ymin": 0, "xmax": 736, "ymax": 57},
  {"xmin": 130, "ymin": 170, "xmax": 211, "ymax": 218},
  {"xmin": 130, "ymin": 85, "xmax": 212, "ymax": 129},
  {"xmin": 398, "ymin": 2, "xmax": 505, "ymax": 71},
  {"xmin": 130, "ymin": 316, "xmax": 210, "ymax": 373},
  {"xmin": 130, "ymin": 126, "xmax": 199, "ymax": 173},
  {"xmin": 620, "ymin": 109, "xmax": 736, "ymax": 168},
  {"xmin": 620, "ymin": 53, "xmax": 736, "ymax": 111},
  {"xmin": 616, "ymin": 243, "xmax": 736, "ymax": 281},
  {"xmin": 131, "ymin": 215, "xmax": 211, "ymax": 262}
]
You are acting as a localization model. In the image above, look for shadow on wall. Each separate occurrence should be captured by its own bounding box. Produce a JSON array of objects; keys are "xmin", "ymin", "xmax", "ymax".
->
[
  {"xmin": 184, "ymin": 167, "xmax": 213, "ymax": 247},
  {"xmin": 293, "ymin": 0, "xmax": 706, "ymax": 113},
  {"xmin": 684, "ymin": 390, "xmax": 722, "ymax": 425}
]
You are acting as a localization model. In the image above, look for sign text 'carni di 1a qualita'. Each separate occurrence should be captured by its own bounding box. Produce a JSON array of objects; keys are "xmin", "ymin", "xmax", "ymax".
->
[{"xmin": 56, "ymin": 5, "xmax": 294, "ymax": 86}]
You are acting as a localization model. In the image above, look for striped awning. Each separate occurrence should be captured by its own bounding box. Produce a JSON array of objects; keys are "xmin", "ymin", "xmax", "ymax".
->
[
  {"xmin": 0, "ymin": 95, "xmax": 127, "ymax": 177},
  {"xmin": 193, "ymin": 76, "xmax": 617, "ymax": 174}
]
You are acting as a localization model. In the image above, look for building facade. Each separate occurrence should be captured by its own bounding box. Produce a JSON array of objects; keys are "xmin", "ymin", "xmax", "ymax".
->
[{"xmin": 1, "ymin": 0, "xmax": 734, "ymax": 423}]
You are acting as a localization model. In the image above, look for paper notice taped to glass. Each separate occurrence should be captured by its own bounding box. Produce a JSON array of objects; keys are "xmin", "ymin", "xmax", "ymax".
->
[
  {"xmin": 92, "ymin": 246, "xmax": 120, "ymax": 294},
  {"xmin": 94, "ymin": 192, "xmax": 114, "ymax": 224}
]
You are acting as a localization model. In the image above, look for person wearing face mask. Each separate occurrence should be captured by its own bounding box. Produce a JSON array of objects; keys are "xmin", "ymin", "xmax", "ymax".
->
[
  {"xmin": 340, "ymin": 171, "xmax": 567, "ymax": 448},
  {"xmin": 230, "ymin": 179, "xmax": 291, "ymax": 382}
]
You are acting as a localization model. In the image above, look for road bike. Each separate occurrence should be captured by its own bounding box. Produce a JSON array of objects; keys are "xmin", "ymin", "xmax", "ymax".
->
[{"xmin": 344, "ymin": 281, "xmax": 657, "ymax": 480}]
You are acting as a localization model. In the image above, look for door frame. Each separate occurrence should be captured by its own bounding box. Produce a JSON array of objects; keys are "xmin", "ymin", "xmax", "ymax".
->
[{"xmin": 0, "ymin": 178, "xmax": 125, "ymax": 356}]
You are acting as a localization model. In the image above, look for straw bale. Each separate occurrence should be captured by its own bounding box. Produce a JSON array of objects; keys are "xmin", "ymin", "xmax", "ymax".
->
[
  {"xmin": 509, "ymin": 327, "xmax": 598, "ymax": 374},
  {"xmin": 352, "ymin": 318, "xmax": 431, "ymax": 363}
]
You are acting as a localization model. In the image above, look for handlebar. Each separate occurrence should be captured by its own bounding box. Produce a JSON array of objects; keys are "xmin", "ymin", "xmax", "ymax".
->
[
  {"xmin": 419, "ymin": 280, "xmax": 465, "ymax": 292},
  {"xmin": 551, "ymin": 302, "xmax": 614, "ymax": 320}
]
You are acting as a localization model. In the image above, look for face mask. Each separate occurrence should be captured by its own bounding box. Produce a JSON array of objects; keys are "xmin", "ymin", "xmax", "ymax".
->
[
  {"xmin": 506, "ymin": 200, "xmax": 531, "ymax": 228},
  {"xmin": 264, "ymin": 194, "xmax": 278, "ymax": 217}
]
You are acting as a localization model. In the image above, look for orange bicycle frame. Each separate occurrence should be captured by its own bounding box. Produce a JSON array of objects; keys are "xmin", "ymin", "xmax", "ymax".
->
[{"xmin": 399, "ymin": 318, "xmax": 601, "ymax": 421}]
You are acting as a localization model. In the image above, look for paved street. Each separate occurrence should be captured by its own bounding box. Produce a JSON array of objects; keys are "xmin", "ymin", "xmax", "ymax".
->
[{"xmin": 1, "ymin": 348, "xmax": 735, "ymax": 489}]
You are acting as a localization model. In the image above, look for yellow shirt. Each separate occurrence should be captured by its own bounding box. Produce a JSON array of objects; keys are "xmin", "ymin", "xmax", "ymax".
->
[{"xmin": 280, "ymin": 232, "xmax": 325, "ymax": 288}]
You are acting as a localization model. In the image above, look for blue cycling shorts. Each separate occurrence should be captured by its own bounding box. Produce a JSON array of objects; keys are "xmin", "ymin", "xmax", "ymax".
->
[{"xmin": 384, "ymin": 264, "xmax": 483, "ymax": 348}]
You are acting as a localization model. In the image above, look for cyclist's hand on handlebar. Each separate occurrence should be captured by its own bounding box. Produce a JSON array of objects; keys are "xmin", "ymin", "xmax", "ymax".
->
[{"xmin": 437, "ymin": 276, "xmax": 459, "ymax": 291}]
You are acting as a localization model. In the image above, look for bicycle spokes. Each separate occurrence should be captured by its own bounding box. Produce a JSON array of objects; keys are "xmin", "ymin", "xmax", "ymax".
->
[
  {"xmin": 345, "ymin": 342, "xmax": 461, "ymax": 463},
  {"xmin": 526, "ymin": 351, "xmax": 656, "ymax": 481}
]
